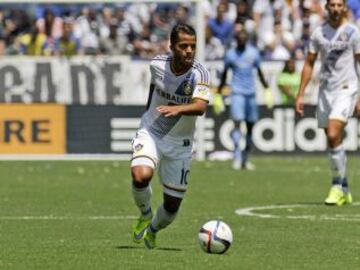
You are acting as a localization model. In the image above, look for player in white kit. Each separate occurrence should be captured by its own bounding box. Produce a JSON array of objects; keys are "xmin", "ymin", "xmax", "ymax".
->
[
  {"xmin": 130, "ymin": 24, "xmax": 210, "ymax": 249},
  {"xmin": 296, "ymin": 0, "xmax": 360, "ymax": 206}
]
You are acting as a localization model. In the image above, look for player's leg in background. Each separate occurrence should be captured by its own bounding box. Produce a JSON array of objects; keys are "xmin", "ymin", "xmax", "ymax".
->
[
  {"xmin": 230, "ymin": 94, "xmax": 245, "ymax": 170},
  {"xmin": 241, "ymin": 95, "xmax": 259, "ymax": 170},
  {"xmin": 324, "ymin": 119, "xmax": 349, "ymax": 205},
  {"xmin": 324, "ymin": 92, "xmax": 357, "ymax": 205},
  {"xmin": 242, "ymin": 121, "xmax": 255, "ymax": 170},
  {"xmin": 231, "ymin": 120, "xmax": 242, "ymax": 170}
]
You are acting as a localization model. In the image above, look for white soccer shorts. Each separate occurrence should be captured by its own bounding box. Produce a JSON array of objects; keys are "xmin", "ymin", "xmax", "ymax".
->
[
  {"xmin": 316, "ymin": 89, "xmax": 358, "ymax": 128},
  {"xmin": 131, "ymin": 128, "xmax": 192, "ymax": 198}
]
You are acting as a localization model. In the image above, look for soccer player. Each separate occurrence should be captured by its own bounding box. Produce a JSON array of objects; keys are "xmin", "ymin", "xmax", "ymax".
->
[
  {"xmin": 130, "ymin": 23, "xmax": 210, "ymax": 249},
  {"xmin": 295, "ymin": 0, "xmax": 360, "ymax": 206},
  {"xmin": 215, "ymin": 29, "xmax": 272, "ymax": 170}
]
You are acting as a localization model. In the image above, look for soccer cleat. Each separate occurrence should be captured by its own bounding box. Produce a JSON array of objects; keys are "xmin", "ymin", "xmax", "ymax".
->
[
  {"xmin": 344, "ymin": 192, "xmax": 353, "ymax": 204},
  {"xmin": 132, "ymin": 216, "xmax": 151, "ymax": 243},
  {"xmin": 232, "ymin": 160, "xmax": 241, "ymax": 170},
  {"xmin": 144, "ymin": 229, "xmax": 156, "ymax": 250},
  {"xmin": 325, "ymin": 186, "xmax": 345, "ymax": 206},
  {"xmin": 242, "ymin": 161, "xmax": 256, "ymax": 171}
]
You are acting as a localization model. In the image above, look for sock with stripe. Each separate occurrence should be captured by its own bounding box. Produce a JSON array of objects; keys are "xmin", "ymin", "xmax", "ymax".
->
[
  {"xmin": 328, "ymin": 144, "xmax": 347, "ymax": 190},
  {"xmin": 132, "ymin": 183, "xmax": 153, "ymax": 219}
]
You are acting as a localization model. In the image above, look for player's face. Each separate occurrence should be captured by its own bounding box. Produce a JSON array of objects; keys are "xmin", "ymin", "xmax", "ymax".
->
[
  {"xmin": 236, "ymin": 31, "xmax": 248, "ymax": 47},
  {"xmin": 171, "ymin": 32, "xmax": 196, "ymax": 70},
  {"xmin": 326, "ymin": 0, "xmax": 346, "ymax": 23}
]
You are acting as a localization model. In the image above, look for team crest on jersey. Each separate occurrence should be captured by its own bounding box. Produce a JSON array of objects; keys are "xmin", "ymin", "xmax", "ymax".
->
[
  {"xmin": 339, "ymin": 32, "xmax": 349, "ymax": 42},
  {"xmin": 184, "ymin": 82, "xmax": 193, "ymax": 95},
  {"xmin": 134, "ymin": 144, "xmax": 143, "ymax": 152},
  {"xmin": 175, "ymin": 80, "xmax": 194, "ymax": 96}
]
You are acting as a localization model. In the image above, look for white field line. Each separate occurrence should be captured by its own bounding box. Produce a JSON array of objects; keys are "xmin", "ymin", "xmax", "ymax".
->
[
  {"xmin": 0, "ymin": 154, "xmax": 131, "ymax": 161},
  {"xmin": 0, "ymin": 215, "xmax": 137, "ymax": 220},
  {"xmin": 235, "ymin": 202, "xmax": 360, "ymax": 222}
]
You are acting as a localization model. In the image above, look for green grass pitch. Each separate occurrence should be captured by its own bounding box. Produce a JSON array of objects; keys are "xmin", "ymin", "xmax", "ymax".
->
[{"xmin": 1, "ymin": 156, "xmax": 360, "ymax": 270}]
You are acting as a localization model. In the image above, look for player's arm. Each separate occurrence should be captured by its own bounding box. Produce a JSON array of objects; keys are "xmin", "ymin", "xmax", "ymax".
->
[
  {"xmin": 278, "ymin": 84, "xmax": 296, "ymax": 101},
  {"xmin": 256, "ymin": 67, "xmax": 269, "ymax": 88},
  {"xmin": 295, "ymin": 52, "xmax": 317, "ymax": 116},
  {"xmin": 217, "ymin": 66, "xmax": 229, "ymax": 94},
  {"xmin": 257, "ymin": 66, "xmax": 274, "ymax": 108},
  {"xmin": 156, "ymin": 98, "xmax": 208, "ymax": 117}
]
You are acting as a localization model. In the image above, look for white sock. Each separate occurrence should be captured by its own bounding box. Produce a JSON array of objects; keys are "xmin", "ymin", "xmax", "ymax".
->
[
  {"xmin": 149, "ymin": 204, "xmax": 177, "ymax": 233},
  {"xmin": 328, "ymin": 144, "xmax": 347, "ymax": 185},
  {"xmin": 132, "ymin": 184, "xmax": 152, "ymax": 219}
]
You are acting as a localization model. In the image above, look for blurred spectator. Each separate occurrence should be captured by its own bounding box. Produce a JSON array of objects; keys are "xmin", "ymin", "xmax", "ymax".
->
[
  {"xmin": 19, "ymin": 20, "xmax": 50, "ymax": 56},
  {"xmin": 74, "ymin": 6, "xmax": 100, "ymax": 55},
  {"xmin": 205, "ymin": 25, "xmax": 224, "ymax": 60},
  {"xmin": 235, "ymin": 1, "xmax": 256, "ymax": 45},
  {"xmin": 262, "ymin": 19, "xmax": 292, "ymax": 61},
  {"xmin": 208, "ymin": 2, "xmax": 234, "ymax": 48},
  {"xmin": 253, "ymin": 0, "xmax": 283, "ymax": 49},
  {"xmin": 347, "ymin": 0, "xmax": 360, "ymax": 27},
  {"xmin": 54, "ymin": 17, "xmax": 82, "ymax": 56},
  {"xmin": 174, "ymin": 4, "xmax": 192, "ymax": 25},
  {"xmin": 277, "ymin": 57, "xmax": 301, "ymax": 105},
  {"xmin": 36, "ymin": 8, "xmax": 63, "ymax": 49},
  {"xmin": 0, "ymin": 2, "xmax": 357, "ymax": 60}
]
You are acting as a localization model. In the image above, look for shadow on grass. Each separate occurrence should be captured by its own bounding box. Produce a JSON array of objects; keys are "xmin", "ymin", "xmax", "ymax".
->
[
  {"xmin": 291, "ymin": 202, "xmax": 324, "ymax": 206},
  {"xmin": 116, "ymin": 245, "xmax": 182, "ymax": 251}
]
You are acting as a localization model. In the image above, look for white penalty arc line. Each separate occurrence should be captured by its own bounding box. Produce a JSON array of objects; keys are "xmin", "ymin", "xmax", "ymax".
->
[
  {"xmin": 235, "ymin": 202, "xmax": 360, "ymax": 221},
  {"xmin": 0, "ymin": 215, "xmax": 138, "ymax": 220}
]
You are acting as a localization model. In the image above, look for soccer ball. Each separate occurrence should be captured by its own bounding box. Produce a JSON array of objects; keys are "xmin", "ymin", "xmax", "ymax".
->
[{"xmin": 198, "ymin": 220, "xmax": 233, "ymax": 254}]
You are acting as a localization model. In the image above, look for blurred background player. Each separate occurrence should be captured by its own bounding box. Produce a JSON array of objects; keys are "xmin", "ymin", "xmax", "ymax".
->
[
  {"xmin": 296, "ymin": 0, "xmax": 360, "ymax": 206},
  {"xmin": 215, "ymin": 29, "xmax": 272, "ymax": 170},
  {"xmin": 130, "ymin": 23, "xmax": 210, "ymax": 249},
  {"xmin": 277, "ymin": 57, "xmax": 301, "ymax": 105}
]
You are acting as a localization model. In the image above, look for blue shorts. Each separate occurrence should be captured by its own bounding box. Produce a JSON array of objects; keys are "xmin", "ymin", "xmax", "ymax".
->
[{"xmin": 230, "ymin": 94, "xmax": 258, "ymax": 122}]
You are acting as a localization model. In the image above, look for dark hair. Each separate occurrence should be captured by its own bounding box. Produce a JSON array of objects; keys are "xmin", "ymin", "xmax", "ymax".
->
[
  {"xmin": 326, "ymin": 0, "xmax": 346, "ymax": 4},
  {"xmin": 170, "ymin": 23, "xmax": 196, "ymax": 45},
  {"xmin": 283, "ymin": 58, "xmax": 295, "ymax": 73}
]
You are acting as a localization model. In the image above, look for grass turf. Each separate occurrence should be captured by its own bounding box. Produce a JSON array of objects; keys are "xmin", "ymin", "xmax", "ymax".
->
[{"xmin": 0, "ymin": 156, "xmax": 360, "ymax": 269}]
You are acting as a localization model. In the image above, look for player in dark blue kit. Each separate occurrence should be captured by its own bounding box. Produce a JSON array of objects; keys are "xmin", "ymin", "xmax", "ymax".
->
[{"xmin": 215, "ymin": 29, "xmax": 272, "ymax": 170}]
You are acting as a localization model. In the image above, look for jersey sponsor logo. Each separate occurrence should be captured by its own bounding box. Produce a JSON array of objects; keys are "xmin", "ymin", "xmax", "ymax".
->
[{"xmin": 156, "ymin": 88, "xmax": 192, "ymax": 104}]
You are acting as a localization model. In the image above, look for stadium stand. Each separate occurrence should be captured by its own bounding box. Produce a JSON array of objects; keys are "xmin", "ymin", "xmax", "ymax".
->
[{"xmin": 0, "ymin": 0, "xmax": 358, "ymax": 60}]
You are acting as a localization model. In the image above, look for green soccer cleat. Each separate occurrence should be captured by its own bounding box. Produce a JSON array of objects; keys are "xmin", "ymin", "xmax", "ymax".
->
[
  {"xmin": 132, "ymin": 216, "xmax": 151, "ymax": 243},
  {"xmin": 344, "ymin": 192, "xmax": 353, "ymax": 205},
  {"xmin": 325, "ymin": 186, "xmax": 345, "ymax": 206},
  {"xmin": 144, "ymin": 229, "xmax": 156, "ymax": 250}
]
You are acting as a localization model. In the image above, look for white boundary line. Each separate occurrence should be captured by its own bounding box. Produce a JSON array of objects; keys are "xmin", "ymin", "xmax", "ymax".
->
[
  {"xmin": 0, "ymin": 215, "xmax": 137, "ymax": 220},
  {"xmin": 235, "ymin": 202, "xmax": 360, "ymax": 222},
  {"xmin": 0, "ymin": 154, "xmax": 131, "ymax": 161}
]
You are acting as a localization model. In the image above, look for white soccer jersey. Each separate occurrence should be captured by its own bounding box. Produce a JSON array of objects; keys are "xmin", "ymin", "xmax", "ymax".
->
[
  {"xmin": 309, "ymin": 22, "xmax": 360, "ymax": 93},
  {"xmin": 140, "ymin": 54, "xmax": 211, "ymax": 143}
]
